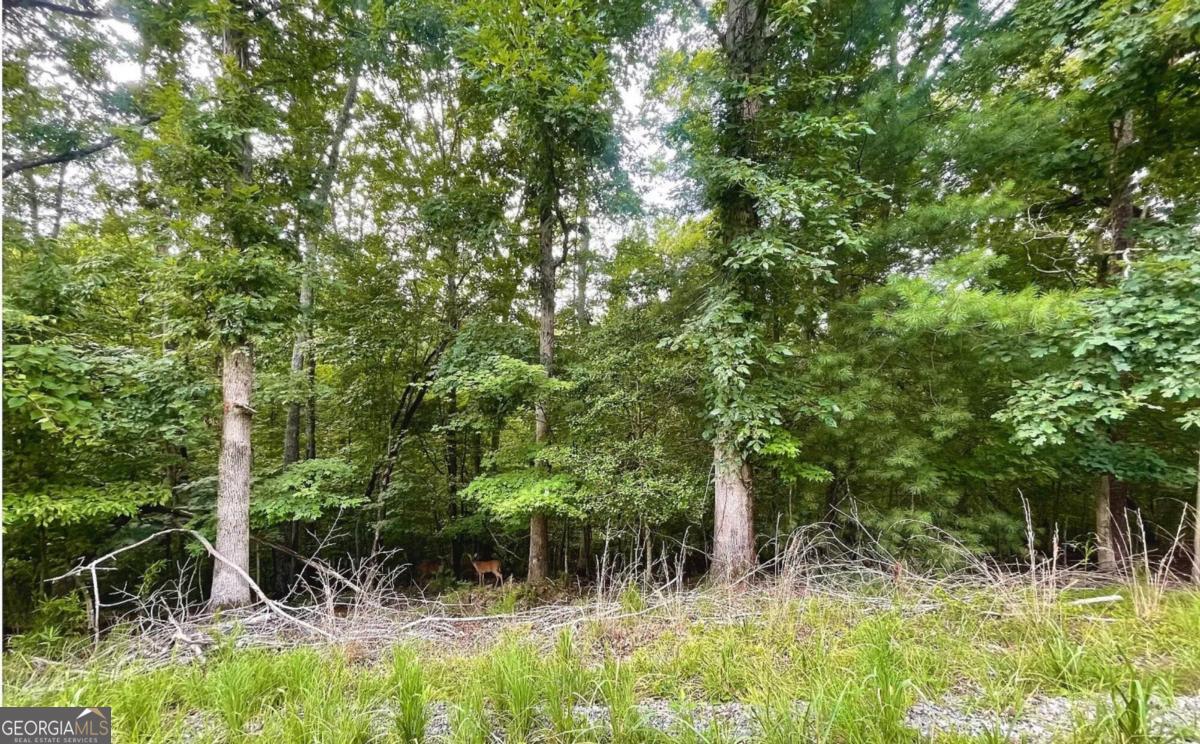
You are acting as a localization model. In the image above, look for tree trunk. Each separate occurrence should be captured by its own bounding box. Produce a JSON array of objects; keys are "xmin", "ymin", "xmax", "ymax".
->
[
  {"xmin": 574, "ymin": 189, "xmax": 590, "ymax": 326},
  {"xmin": 211, "ymin": 345, "xmax": 254, "ymax": 608},
  {"xmin": 306, "ymin": 345, "xmax": 317, "ymax": 460},
  {"xmin": 1095, "ymin": 474, "xmax": 1116, "ymax": 572},
  {"xmin": 712, "ymin": 440, "xmax": 755, "ymax": 580},
  {"xmin": 283, "ymin": 287, "xmax": 305, "ymax": 466},
  {"xmin": 528, "ymin": 154, "xmax": 558, "ymax": 585},
  {"xmin": 706, "ymin": 0, "xmax": 767, "ymax": 584},
  {"xmin": 1091, "ymin": 110, "xmax": 1136, "ymax": 571},
  {"xmin": 577, "ymin": 523, "xmax": 592, "ymax": 576},
  {"xmin": 23, "ymin": 171, "xmax": 40, "ymax": 238},
  {"xmin": 447, "ymin": 387, "xmax": 461, "ymax": 576},
  {"xmin": 211, "ymin": 7, "xmax": 255, "ymax": 610},
  {"xmin": 1193, "ymin": 446, "xmax": 1199, "ymax": 584},
  {"xmin": 284, "ymin": 63, "xmax": 361, "ymax": 465},
  {"xmin": 51, "ymin": 163, "xmax": 66, "ymax": 239},
  {"xmin": 529, "ymin": 512, "xmax": 550, "ymax": 584}
]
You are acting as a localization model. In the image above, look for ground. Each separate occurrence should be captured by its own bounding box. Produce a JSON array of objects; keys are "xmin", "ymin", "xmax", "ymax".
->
[{"xmin": 6, "ymin": 564, "xmax": 1200, "ymax": 743}]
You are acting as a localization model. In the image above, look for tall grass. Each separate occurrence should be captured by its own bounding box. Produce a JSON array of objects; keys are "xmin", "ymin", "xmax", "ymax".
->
[
  {"xmin": 390, "ymin": 646, "xmax": 428, "ymax": 743},
  {"xmin": 545, "ymin": 628, "xmax": 590, "ymax": 741},
  {"xmin": 489, "ymin": 638, "xmax": 540, "ymax": 742},
  {"xmin": 448, "ymin": 681, "xmax": 488, "ymax": 744},
  {"xmin": 600, "ymin": 658, "xmax": 650, "ymax": 744}
]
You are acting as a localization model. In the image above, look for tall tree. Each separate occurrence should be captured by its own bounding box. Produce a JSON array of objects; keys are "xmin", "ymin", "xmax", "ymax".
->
[
  {"xmin": 671, "ymin": 0, "xmax": 878, "ymax": 579},
  {"xmin": 455, "ymin": 0, "xmax": 647, "ymax": 581},
  {"xmin": 129, "ymin": 0, "xmax": 302, "ymax": 607}
]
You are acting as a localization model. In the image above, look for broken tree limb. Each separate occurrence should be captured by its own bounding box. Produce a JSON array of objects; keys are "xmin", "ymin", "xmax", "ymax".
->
[
  {"xmin": 1067, "ymin": 594, "xmax": 1123, "ymax": 606},
  {"xmin": 46, "ymin": 528, "xmax": 335, "ymax": 641},
  {"xmin": 250, "ymin": 535, "xmax": 364, "ymax": 595}
]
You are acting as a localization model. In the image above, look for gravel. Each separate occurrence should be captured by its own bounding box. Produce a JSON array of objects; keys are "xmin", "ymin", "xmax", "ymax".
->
[{"xmin": 397, "ymin": 693, "xmax": 1200, "ymax": 742}]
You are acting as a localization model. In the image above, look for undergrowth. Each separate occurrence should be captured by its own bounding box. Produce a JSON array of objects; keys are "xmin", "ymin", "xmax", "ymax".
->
[{"xmin": 5, "ymin": 583, "xmax": 1200, "ymax": 743}]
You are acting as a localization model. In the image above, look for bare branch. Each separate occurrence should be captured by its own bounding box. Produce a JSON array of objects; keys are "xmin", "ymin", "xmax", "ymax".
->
[
  {"xmin": 2, "ymin": 116, "xmax": 160, "ymax": 180},
  {"xmin": 47, "ymin": 527, "xmax": 336, "ymax": 640},
  {"xmin": 3, "ymin": 0, "xmax": 105, "ymax": 20}
]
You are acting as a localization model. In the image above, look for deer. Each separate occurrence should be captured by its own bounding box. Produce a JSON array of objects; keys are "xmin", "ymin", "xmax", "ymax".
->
[
  {"xmin": 415, "ymin": 559, "xmax": 443, "ymax": 584},
  {"xmin": 469, "ymin": 556, "xmax": 503, "ymax": 587}
]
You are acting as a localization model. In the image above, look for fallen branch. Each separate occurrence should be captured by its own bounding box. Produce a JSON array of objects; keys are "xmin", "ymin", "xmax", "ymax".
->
[
  {"xmin": 1067, "ymin": 594, "xmax": 1123, "ymax": 606},
  {"xmin": 250, "ymin": 535, "xmax": 364, "ymax": 595},
  {"xmin": 47, "ymin": 528, "xmax": 334, "ymax": 642}
]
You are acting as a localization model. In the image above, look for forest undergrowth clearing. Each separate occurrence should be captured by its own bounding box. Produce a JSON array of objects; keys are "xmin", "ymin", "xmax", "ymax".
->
[{"xmin": 7, "ymin": 560, "xmax": 1200, "ymax": 743}]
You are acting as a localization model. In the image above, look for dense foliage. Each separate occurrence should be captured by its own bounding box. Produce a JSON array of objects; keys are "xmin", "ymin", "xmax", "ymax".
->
[{"xmin": 3, "ymin": 0, "xmax": 1198, "ymax": 626}]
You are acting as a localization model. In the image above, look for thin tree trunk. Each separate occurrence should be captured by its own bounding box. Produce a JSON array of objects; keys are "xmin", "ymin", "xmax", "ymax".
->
[
  {"xmin": 306, "ymin": 347, "xmax": 317, "ymax": 460},
  {"xmin": 577, "ymin": 523, "xmax": 592, "ymax": 576},
  {"xmin": 283, "ymin": 63, "xmax": 361, "ymax": 464},
  {"xmin": 447, "ymin": 388, "xmax": 461, "ymax": 575},
  {"xmin": 1193, "ymin": 446, "xmax": 1199, "ymax": 584},
  {"xmin": 51, "ymin": 163, "xmax": 66, "ymax": 239},
  {"xmin": 211, "ymin": 346, "xmax": 254, "ymax": 608},
  {"xmin": 283, "ymin": 277, "xmax": 306, "ymax": 467},
  {"xmin": 528, "ymin": 155, "xmax": 558, "ymax": 585},
  {"xmin": 1091, "ymin": 110, "xmax": 1136, "ymax": 570},
  {"xmin": 23, "ymin": 171, "xmax": 39, "ymax": 238},
  {"xmin": 574, "ymin": 189, "xmax": 590, "ymax": 325},
  {"xmin": 1095, "ymin": 475, "xmax": 1116, "ymax": 572}
]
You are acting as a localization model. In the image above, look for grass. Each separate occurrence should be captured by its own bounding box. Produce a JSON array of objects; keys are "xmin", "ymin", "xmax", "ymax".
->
[{"xmin": 5, "ymin": 583, "xmax": 1200, "ymax": 743}]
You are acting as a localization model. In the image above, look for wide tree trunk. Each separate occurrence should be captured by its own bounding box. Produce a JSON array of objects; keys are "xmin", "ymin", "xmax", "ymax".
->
[
  {"xmin": 712, "ymin": 440, "xmax": 755, "ymax": 580},
  {"xmin": 210, "ymin": 5, "xmax": 256, "ymax": 610},
  {"xmin": 529, "ymin": 512, "xmax": 550, "ymax": 583},
  {"xmin": 706, "ymin": 0, "xmax": 767, "ymax": 584},
  {"xmin": 211, "ymin": 345, "xmax": 254, "ymax": 608},
  {"xmin": 1094, "ymin": 475, "xmax": 1116, "ymax": 572}
]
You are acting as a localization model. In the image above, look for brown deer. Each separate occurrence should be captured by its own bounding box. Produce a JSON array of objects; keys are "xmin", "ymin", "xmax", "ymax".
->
[
  {"xmin": 415, "ymin": 559, "xmax": 443, "ymax": 584},
  {"xmin": 470, "ymin": 557, "xmax": 503, "ymax": 587}
]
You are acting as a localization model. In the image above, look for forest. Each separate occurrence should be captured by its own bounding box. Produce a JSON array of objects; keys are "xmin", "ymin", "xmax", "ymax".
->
[{"xmin": 3, "ymin": 0, "xmax": 1200, "ymax": 741}]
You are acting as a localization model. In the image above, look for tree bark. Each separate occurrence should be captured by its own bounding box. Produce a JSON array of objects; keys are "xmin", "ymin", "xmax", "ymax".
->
[
  {"xmin": 707, "ymin": 0, "xmax": 767, "ymax": 583},
  {"xmin": 211, "ymin": 5, "xmax": 255, "ymax": 610},
  {"xmin": 306, "ymin": 347, "xmax": 317, "ymax": 460},
  {"xmin": 1095, "ymin": 475, "xmax": 1116, "ymax": 572},
  {"xmin": 528, "ymin": 155, "xmax": 558, "ymax": 585},
  {"xmin": 283, "ymin": 326, "xmax": 304, "ymax": 465},
  {"xmin": 1091, "ymin": 110, "xmax": 1136, "ymax": 570},
  {"xmin": 283, "ymin": 265, "xmax": 312, "ymax": 465},
  {"xmin": 51, "ymin": 163, "xmax": 66, "ymax": 239},
  {"xmin": 529, "ymin": 512, "xmax": 550, "ymax": 584},
  {"xmin": 211, "ymin": 346, "xmax": 254, "ymax": 608},
  {"xmin": 577, "ymin": 522, "xmax": 592, "ymax": 576},
  {"xmin": 574, "ymin": 188, "xmax": 591, "ymax": 326},
  {"xmin": 23, "ymin": 171, "xmax": 39, "ymax": 238},
  {"xmin": 712, "ymin": 440, "xmax": 755, "ymax": 580},
  {"xmin": 1193, "ymin": 446, "xmax": 1199, "ymax": 584}
]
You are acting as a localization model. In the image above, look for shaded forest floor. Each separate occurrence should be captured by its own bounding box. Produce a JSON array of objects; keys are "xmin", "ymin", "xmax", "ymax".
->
[{"xmin": 6, "ymin": 560, "xmax": 1200, "ymax": 743}]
